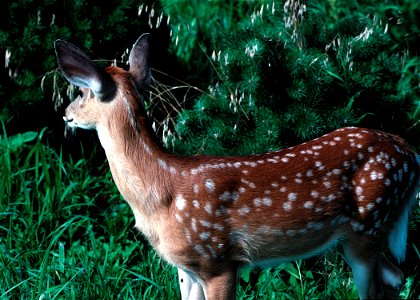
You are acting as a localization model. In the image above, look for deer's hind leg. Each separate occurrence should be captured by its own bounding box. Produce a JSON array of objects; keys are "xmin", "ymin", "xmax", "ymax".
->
[
  {"xmin": 377, "ymin": 254, "xmax": 404, "ymax": 299},
  {"xmin": 340, "ymin": 234, "xmax": 383, "ymax": 299}
]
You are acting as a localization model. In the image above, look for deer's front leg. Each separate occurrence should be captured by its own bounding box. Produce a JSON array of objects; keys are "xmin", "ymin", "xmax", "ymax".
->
[
  {"xmin": 202, "ymin": 267, "xmax": 238, "ymax": 300},
  {"xmin": 178, "ymin": 268, "xmax": 206, "ymax": 300}
]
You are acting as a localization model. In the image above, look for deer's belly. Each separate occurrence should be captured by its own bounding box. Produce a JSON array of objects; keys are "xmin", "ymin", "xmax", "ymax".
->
[{"xmin": 248, "ymin": 233, "xmax": 342, "ymax": 267}]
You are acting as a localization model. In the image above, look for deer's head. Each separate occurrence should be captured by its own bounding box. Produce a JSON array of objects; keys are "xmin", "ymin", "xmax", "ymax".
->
[{"xmin": 55, "ymin": 34, "xmax": 151, "ymax": 132}]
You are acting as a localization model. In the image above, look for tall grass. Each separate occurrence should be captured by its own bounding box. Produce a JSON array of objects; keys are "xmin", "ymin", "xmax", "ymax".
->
[
  {"xmin": 1, "ymin": 127, "xmax": 418, "ymax": 298},
  {"xmin": 0, "ymin": 128, "xmax": 179, "ymax": 299}
]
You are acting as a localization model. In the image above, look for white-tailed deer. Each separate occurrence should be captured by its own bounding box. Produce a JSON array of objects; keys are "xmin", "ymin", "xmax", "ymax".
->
[{"xmin": 55, "ymin": 34, "xmax": 419, "ymax": 299}]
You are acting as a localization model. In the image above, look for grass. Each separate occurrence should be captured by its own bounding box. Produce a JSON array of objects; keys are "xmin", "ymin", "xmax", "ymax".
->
[
  {"xmin": 0, "ymin": 128, "xmax": 178, "ymax": 299},
  {"xmin": 0, "ymin": 127, "xmax": 419, "ymax": 299}
]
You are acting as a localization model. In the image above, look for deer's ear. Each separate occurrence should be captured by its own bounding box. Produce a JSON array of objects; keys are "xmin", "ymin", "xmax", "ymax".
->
[
  {"xmin": 54, "ymin": 40, "xmax": 116, "ymax": 101},
  {"xmin": 128, "ymin": 33, "xmax": 151, "ymax": 90}
]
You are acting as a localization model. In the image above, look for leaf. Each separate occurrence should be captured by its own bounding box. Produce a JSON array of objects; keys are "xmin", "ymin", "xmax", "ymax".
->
[
  {"xmin": 0, "ymin": 131, "xmax": 38, "ymax": 151},
  {"xmin": 325, "ymin": 70, "xmax": 345, "ymax": 83},
  {"xmin": 240, "ymin": 266, "xmax": 252, "ymax": 283}
]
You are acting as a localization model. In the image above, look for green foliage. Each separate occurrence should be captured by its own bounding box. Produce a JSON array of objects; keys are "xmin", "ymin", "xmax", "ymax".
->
[
  {"xmin": 0, "ymin": 0, "xmax": 162, "ymax": 124},
  {"xmin": 164, "ymin": 0, "xmax": 420, "ymax": 156},
  {"xmin": 160, "ymin": 0, "xmax": 253, "ymax": 78}
]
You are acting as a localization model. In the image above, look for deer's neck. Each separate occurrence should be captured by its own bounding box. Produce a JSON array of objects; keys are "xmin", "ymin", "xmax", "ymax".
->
[{"xmin": 96, "ymin": 108, "xmax": 178, "ymax": 242}]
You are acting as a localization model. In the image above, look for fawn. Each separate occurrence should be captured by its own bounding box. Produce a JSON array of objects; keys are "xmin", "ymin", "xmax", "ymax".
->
[{"xmin": 56, "ymin": 34, "xmax": 419, "ymax": 299}]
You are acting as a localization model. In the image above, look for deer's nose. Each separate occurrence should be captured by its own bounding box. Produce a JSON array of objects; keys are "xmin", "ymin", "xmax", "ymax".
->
[{"xmin": 63, "ymin": 116, "xmax": 73, "ymax": 123}]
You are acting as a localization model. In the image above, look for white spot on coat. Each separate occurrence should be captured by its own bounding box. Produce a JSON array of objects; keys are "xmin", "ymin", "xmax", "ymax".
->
[
  {"xmin": 234, "ymin": 162, "xmax": 242, "ymax": 168},
  {"xmin": 192, "ymin": 199, "xmax": 200, "ymax": 208},
  {"xmin": 283, "ymin": 202, "xmax": 292, "ymax": 211},
  {"xmin": 199, "ymin": 232, "xmax": 211, "ymax": 240},
  {"xmin": 158, "ymin": 158, "xmax": 168, "ymax": 170},
  {"xmin": 262, "ymin": 197, "xmax": 272, "ymax": 206},
  {"xmin": 184, "ymin": 228, "xmax": 192, "ymax": 244},
  {"xmin": 175, "ymin": 213, "xmax": 183, "ymax": 223},
  {"xmin": 191, "ymin": 218, "xmax": 197, "ymax": 232},
  {"xmin": 288, "ymin": 193, "xmax": 297, "ymax": 201},
  {"xmin": 238, "ymin": 206, "xmax": 250, "ymax": 215},
  {"xmin": 205, "ymin": 179, "xmax": 215, "ymax": 192},
  {"xmin": 304, "ymin": 201, "xmax": 313, "ymax": 209},
  {"xmin": 199, "ymin": 220, "xmax": 212, "ymax": 228},
  {"xmin": 219, "ymin": 191, "xmax": 239, "ymax": 202},
  {"xmin": 204, "ymin": 202, "xmax": 212, "ymax": 214},
  {"xmin": 332, "ymin": 169, "xmax": 341, "ymax": 175},
  {"xmin": 310, "ymin": 190, "xmax": 319, "ymax": 198},
  {"xmin": 213, "ymin": 224, "xmax": 224, "ymax": 231},
  {"xmin": 253, "ymin": 198, "xmax": 262, "ymax": 207},
  {"xmin": 323, "ymin": 181, "xmax": 332, "ymax": 188},
  {"xmin": 176, "ymin": 195, "xmax": 186, "ymax": 211}
]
